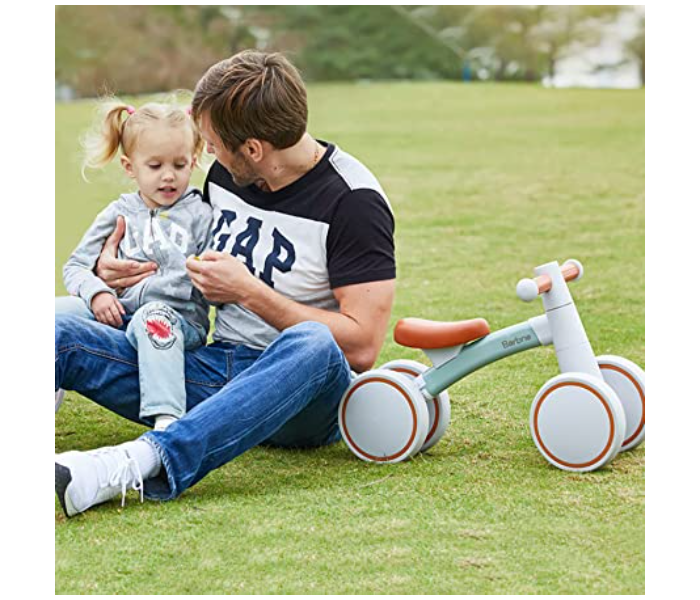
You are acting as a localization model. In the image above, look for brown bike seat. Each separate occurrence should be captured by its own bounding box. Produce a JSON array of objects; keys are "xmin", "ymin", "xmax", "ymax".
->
[{"xmin": 394, "ymin": 317, "xmax": 491, "ymax": 349}]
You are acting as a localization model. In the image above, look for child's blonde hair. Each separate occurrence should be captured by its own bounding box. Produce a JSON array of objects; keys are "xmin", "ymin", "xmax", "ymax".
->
[{"xmin": 81, "ymin": 99, "xmax": 204, "ymax": 178}]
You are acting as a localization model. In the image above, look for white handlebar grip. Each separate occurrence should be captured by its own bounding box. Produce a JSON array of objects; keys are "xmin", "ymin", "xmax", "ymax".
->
[
  {"xmin": 517, "ymin": 278, "xmax": 539, "ymax": 302},
  {"xmin": 518, "ymin": 259, "xmax": 584, "ymax": 302},
  {"xmin": 562, "ymin": 259, "xmax": 584, "ymax": 282}
]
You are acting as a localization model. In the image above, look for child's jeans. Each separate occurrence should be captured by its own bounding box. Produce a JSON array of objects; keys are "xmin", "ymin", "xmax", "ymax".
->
[{"xmin": 55, "ymin": 296, "xmax": 206, "ymax": 421}]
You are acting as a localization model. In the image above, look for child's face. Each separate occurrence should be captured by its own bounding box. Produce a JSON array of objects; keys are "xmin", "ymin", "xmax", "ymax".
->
[{"xmin": 121, "ymin": 123, "xmax": 196, "ymax": 210}]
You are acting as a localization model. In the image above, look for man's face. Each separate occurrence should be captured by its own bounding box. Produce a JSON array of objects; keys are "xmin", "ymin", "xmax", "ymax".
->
[{"xmin": 199, "ymin": 112, "xmax": 258, "ymax": 187}]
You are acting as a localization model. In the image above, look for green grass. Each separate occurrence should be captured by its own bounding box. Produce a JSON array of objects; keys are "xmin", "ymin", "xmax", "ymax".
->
[{"xmin": 55, "ymin": 83, "xmax": 644, "ymax": 594}]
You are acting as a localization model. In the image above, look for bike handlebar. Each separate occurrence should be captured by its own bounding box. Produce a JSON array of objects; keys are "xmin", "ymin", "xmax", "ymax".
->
[{"xmin": 516, "ymin": 259, "xmax": 583, "ymax": 302}]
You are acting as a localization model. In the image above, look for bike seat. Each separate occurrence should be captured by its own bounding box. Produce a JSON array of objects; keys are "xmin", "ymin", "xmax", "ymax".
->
[{"xmin": 394, "ymin": 318, "xmax": 491, "ymax": 349}]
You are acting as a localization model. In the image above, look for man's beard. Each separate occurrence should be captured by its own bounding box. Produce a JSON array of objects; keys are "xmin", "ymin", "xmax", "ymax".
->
[
  {"xmin": 226, "ymin": 153, "xmax": 258, "ymax": 188},
  {"xmin": 229, "ymin": 171, "xmax": 257, "ymax": 187}
]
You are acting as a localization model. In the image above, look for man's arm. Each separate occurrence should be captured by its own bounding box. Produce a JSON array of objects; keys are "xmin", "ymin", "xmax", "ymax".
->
[
  {"xmin": 95, "ymin": 216, "xmax": 157, "ymax": 290},
  {"xmin": 186, "ymin": 252, "xmax": 394, "ymax": 372}
]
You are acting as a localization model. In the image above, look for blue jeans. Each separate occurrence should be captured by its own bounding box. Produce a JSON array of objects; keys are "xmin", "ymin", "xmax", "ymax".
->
[
  {"xmin": 55, "ymin": 313, "xmax": 352, "ymax": 500},
  {"xmin": 55, "ymin": 297, "xmax": 206, "ymax": 420}
]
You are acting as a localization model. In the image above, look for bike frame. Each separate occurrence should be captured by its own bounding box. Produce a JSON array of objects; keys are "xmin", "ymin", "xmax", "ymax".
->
[
  {"xmin": 417, "ymin": 261, "xmax": 602, "ymax": 400},
  {"xmin": 418, "ymin": 317, "xmax": 549, "ymax": 398}
]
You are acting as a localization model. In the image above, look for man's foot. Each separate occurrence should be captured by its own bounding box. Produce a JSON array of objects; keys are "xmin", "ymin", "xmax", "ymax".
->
[
  {"xmin": 55, "ymin": 389, "xmax": 65, "ymax": 413},
  {"xmin": 55, "ymin": 447, "xmax": 144, "ymax": 518}
]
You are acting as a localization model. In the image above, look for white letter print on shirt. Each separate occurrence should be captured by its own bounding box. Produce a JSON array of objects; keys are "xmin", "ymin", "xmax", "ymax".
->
[{"xmin": 122, "ymin": 217, "xmax": 191, "ymax": 257}]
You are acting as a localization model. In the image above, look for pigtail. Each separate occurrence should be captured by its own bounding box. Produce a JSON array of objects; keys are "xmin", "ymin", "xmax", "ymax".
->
[{"xmin": 80, "ymin": 100, "xmax": 133, "ymax": 179}]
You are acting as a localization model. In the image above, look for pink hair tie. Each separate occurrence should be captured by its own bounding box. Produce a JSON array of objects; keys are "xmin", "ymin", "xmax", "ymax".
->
[
  {"xmin": 125, "ymin": 105, "xmax": 136, "ymax": 115},
  {"xmin": 186, "ymin": 106, "xmax": 193, "ymax": 116}
]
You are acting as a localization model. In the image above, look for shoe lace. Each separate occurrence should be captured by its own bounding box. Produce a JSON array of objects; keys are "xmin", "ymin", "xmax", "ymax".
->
[{"xmin": 94, "ymin": 448, "xmax": 144, "ymax": 507}]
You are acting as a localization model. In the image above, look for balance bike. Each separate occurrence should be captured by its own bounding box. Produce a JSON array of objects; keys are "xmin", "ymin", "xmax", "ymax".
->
[{"xmin": 338, "ymin": 259, "xmax": 645, "ymax": 472}]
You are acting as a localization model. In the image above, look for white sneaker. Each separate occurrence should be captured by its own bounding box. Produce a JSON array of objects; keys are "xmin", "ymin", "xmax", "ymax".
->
[
  {"xmin": 55, "ymin": 447, "xmax": 144, "ymax": 518},
  {"xmin": 55, "ymin": 389, "xmax": 65, "ymax": 413}
]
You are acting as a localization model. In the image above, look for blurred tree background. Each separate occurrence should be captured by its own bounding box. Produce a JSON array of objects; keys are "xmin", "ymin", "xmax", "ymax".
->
[{"xmin": 55, "ymin": 5, "xmax": 645, "ymax": 98}]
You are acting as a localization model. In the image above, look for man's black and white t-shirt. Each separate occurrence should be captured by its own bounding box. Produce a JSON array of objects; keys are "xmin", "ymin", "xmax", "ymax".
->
[{"xmin": 203, "ymin": 142, "xmax": 396, "ymax": 350}]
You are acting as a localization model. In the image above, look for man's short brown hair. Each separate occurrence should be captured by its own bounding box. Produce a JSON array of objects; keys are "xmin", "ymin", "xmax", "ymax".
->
[{"xmin": 192, "ymin": 50, "xmax": 308, "ymax": 152}]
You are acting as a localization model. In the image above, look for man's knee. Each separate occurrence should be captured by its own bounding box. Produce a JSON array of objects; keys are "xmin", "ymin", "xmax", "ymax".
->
[
  {"xmin": 284, "ymin": 321, "xmax": 343, "ymax": 362},
  {"xmin": 286, "ymin": 321, "xmax": 334, "ymax": 344}
]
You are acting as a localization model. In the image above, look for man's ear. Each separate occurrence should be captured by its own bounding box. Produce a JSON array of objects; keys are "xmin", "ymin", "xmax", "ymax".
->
[
  {"xmin": 121, "ymin": 155, "xmax": 135, "ymax": 178},
  {"xmin": 244, "ymin": 139, "xmax": 265, "ymax": 163}
]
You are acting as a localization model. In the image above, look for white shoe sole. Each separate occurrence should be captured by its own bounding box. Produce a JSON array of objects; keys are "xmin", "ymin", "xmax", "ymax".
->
[{"xmin": 55, "ymin": 389, "xmax": 65, "ymax": 413}]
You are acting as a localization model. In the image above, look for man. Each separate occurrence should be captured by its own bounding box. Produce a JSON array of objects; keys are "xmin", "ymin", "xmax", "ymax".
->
[{"xmin": 55, "ymin": 50, "xmax": 396, "ymax": 517}]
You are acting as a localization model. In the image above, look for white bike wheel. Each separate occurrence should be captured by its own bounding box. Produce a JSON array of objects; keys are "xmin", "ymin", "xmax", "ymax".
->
[
  {"xmin": 530, "ymin": 372, "xmax": 626, "ymax": 472},
  {"xmin": 339, "ymin": 369, "xmax": 429, "ymax": 464},
  {"xmin": 597, "ymin": 355, "xmax": 645, "ymax": 451},
  {"xmin": 380, "ymin": 359, "xmax": 451, "ymax": 452}
]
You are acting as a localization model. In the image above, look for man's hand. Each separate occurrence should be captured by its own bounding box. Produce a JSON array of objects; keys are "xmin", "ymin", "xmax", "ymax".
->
[
  {"xmin": 96, "ymin": 216, "xmax": 157, "ymax": 291},
  {"xmin": 91, "ymin": 292, "xmax": 126, "ymax": 328},
  {"xmin": 186, "ymin": 251, "xmax": 262, "ymax": 304}
]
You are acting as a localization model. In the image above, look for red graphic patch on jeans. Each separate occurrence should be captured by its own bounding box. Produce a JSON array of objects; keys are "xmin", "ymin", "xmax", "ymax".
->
[
  {"xmin": 143, "ymin": 307, "xmax": 178, "ymax": 350},
  {"xmin": 147, "ymin": 318, "xmax": 172, "ymax": 340}
]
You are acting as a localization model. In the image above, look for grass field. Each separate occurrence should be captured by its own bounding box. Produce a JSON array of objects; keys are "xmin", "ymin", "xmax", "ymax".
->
[{"xmin": 55, "ymin": 83, "xmax": 644, "ymax": 594}]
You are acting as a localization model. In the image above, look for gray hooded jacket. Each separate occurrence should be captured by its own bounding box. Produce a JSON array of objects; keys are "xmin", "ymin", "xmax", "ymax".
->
[{"xmin": 63, "ymin": 188, "xmax": 213, "ymax": 333}]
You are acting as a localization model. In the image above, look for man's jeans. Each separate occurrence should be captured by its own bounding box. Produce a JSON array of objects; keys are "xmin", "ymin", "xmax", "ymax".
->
[
  {"xmin": 55, "ymin": 313, "xmax": 353, "ymax": 500},
  {"xmin": 55, "ymin": 297, "xmax": 206, "ymax": 420}
]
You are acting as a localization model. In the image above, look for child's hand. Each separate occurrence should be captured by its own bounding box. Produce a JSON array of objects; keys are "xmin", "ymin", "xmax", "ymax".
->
[{"xmin": 91, "ymin": 292, "xmax": 126, "ymax": 328}]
